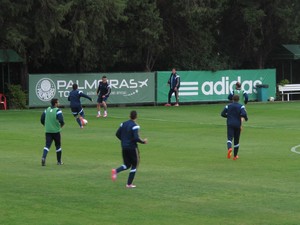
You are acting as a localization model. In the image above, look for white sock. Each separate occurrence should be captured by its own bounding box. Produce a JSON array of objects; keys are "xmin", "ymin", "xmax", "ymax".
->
[{"xmin": 98, "ymin": 111, "xmax": 101, "ymax": 115}]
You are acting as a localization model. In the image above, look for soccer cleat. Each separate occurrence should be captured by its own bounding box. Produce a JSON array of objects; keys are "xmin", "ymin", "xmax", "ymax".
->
[
  {"xmin": 103, "ymin": 112, "xmax": 107, "ymax": 118},
  {"xmin": 233, "ymin": 155, "xmax": 239, "ymax": 160},
  {"xmin": 126, "ymin": 184, "xmax": 136, "ymax": 188},
  {"xmin": 227, "ymin": 148, "xmax": 232, "ymax": 159},
  {"xmin": 164, "ymin": 103, "xmax": 171, "ymax": 106},
  {"xmin": 111, "ymin": 169, "xmax": 117, "ymax": 181},
  {"xmin": 57, "ymin": 161, "xmax": 64, "ymax": 165},
  {"xmin": 80, "ymin": 126, "xmax": 84, "ymax": 129},
  {"xmin": 96, "ymin": 114, "xmax": 101, "ymax": 118},
  {"xmin": 174, "ymin": 103, "xmax": 179, "ymax": 107},
  {"xmin": 79, "ymin": 116, "xmax": 85, "ymax": 125},
  {"xmin": 41, "ymin": 158, "xmax": 46, "ymax": 166}
]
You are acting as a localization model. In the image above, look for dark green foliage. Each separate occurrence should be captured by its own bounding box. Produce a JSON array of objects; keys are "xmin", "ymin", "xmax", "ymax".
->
[
  {"xmin": 1, "ymin": 0, "xmax": 300, "ymax": 72},
  {"xmin": 7, "ymin": 84, "xmax": 27, "ymax": 109}
]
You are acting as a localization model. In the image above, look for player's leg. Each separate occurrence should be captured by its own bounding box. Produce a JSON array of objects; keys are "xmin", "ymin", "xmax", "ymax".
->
[
  {"xmin": 42, "ymin": 133, "xmax": 53, "ymax": 166},
  {"xmin": 53, "ymin": 132, "xmax": 63, "ymax": 165},
  {"xmin": 168, "ymin": 89, "xmax": 174, "ymax": 104},
  {"xmin": 96, "ymin": 96, "xmax": 102, "ymax": 117},
  {"xmin": 72, "ymin": 107, "xmax": 83, "ymax": 128},
  {"xmin": 227, "ymin": 126, "xmax": 234, "ymax": 159},
  {"xmin": 102, "ymin": 98, "xmax": 108, "ymax": 117},
  {"xmin": 126, "ymin": 148, "xmax": 140, "ymax": 188},
  {"xmin": 112, "ymin": 148, "xmax": 130, "ymax": 181},
  {"xmin": 233, "ymin": 128, "xmax": 241, "ymax": 160},
  {"xmin": 174, "ymin": 89, "xmax": 179, "ymax": 106},
  {"xmin": 78, "ymin": 108, "xmax": 86, "ymax": 128}
]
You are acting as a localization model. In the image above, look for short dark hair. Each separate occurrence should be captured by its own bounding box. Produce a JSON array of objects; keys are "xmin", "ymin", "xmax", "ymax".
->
[
  {"xmin": 51, "ymin": 98, "xmax": 58, "ymax": 106},
  {"xmin": 102, "ymin": 75, "xmax": 107, "ymax": 79},
  {"xmin": 233, "ymin": 95, "xmax": 240, "ymax": 102},
  {"xmin": 72, "ymin": 83, "xmax": 78, "ymax": 90},
  {"xmin": 130, "ymin": 110, "xmax": 137, "ymax": 120},
  {"xmin": 236, "ymin": 82, "xmax": 241, "ymax": 88}
]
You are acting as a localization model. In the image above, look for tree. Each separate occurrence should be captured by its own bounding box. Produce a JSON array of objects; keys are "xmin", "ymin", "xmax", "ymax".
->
[
  {"xmin": 157, "ymin": 0, "xmax": 228, "ymax": 70},
  {"xmin": 219, "ymin": 0, "xmax": 284, "ymax": 69},
  {"xmin": 114, "ymin": 0, "xmax": 165, "ymax": 71}
]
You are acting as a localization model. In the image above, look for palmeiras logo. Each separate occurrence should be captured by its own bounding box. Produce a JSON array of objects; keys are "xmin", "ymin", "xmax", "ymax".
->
[{"xmin": 36, "ymin": 78, "xmax": 56, "ymax": 101}]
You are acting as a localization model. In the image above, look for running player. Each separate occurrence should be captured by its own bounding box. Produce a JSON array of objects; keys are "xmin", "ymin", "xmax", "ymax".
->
[
  {"xmin": 111, "ymin": 110, "xmax": 148, "ymax": 188},
  {"xmin": 221, "ymin": 95, "xmax": 248, "ymax": 160},
  {"xmin": 68, "ymin": 83, "xmax": 92, "ymax": 128}
]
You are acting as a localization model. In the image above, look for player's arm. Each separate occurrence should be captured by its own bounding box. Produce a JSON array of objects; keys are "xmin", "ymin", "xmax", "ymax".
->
[
  {"xmin": 116, "ymin": 123, "xmax": 123, "ymax": 140},
  {"xmin": 132, "ymin": 126, "xmax": 147, "ymax": 144},
  {"xmin": 175, "ymin": 76, "xmax": 180, "ymax": 89},
  {"xmin": 80, "ymin": 92, "xmax": 92, "ymax": 101},
  {"xmin": 240, "ymin": 106, "xmax": 248, "ymax": 121},
  {"xmin": 221, "ymin": 105, "xmax": 228, "ymax": 118},
  {"xmin": 167, "ymin": 75, "xmax": 171, "ymax": 85},
  {"xmin": 56, "ymin": 109, "xmax": 65, "ymax": 127},
  {"xmin": 228, "ymin": 91, "xmax": 234, "ymax": 101},
  {"xmin": 96, "ymin": 83, "xmax": 100, "ymax": 95},
  {"xmin": 243, "ymin": 91, "xmax": 249, "ymax": 104},
  {"xmin": 106, "ymin": 85, "xmax": 111, "ymax": 97},
  {"xmin": 40, "ymin": 110, "xmax": 46, "ymax": 125}
]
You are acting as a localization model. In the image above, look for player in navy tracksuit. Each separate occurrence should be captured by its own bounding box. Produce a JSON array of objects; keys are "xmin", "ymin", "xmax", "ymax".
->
[
  {"xmin": 221, "ymin": 95, "xmax": 248, "ymax": 160},
  {"xmin": 96, "ymin": 75, "xmax": 111, "ymax": 118},
  {"xmin": 112, "ymin": 110, "xmax": 148, "ymax": 188},
  {"xmin": 68, "ymin": 83, "xmax": 92, "ymax": 128},
  {"xmin": 165, "ymin": 68, "xmax": 180, "ymax": 106}
]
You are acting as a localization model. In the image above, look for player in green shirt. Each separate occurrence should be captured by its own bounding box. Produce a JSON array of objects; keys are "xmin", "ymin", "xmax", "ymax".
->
[
  {"xmin": 228, "ymin": 82, "xmax": 248, "ymax": 104},
  {"xmin": 40, "ymin": 98, "xmax": 65, "ymax": 166}
]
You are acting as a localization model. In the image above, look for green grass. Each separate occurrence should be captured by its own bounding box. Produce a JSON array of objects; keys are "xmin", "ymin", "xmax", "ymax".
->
[{"xmin": 1, "ymin": 102, "xmax": 300, "ymax": 225}]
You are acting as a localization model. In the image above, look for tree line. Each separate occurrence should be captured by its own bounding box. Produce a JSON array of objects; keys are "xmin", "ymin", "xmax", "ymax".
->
[{"xmin": 1, "ymin": 0, "xmax": 300, "ymax": 73}]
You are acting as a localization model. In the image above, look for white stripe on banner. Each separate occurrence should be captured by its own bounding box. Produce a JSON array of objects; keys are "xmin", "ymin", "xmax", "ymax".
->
[
  {"xmin": 181, "ymin": 82, "xmax": 199, "ymax": 86},
  {"xmin": 179, "ymin": 81, "xmax": 199, "ymax": 96},
  {"xmin": 179, "ymin": 92, "xmax": 198, "ymax": 96},
  {"xmin": 180, "ymin": 87, "xmax": 199, "ymax": 91}
]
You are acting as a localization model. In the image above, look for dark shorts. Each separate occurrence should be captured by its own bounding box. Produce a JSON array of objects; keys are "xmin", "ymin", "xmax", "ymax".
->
[
  {"xmin": 71, "ymin": 106, "xmax": 83, "ymax": 117},
  {"xmin": 45, "ymin": 132, "xmax": 61, "ymax": 150},
  {"xmin": 97, "ymin": 95, "xmax": 108, "ymax": 103},
  {"xmin": 122, "ymin": 147, "xmax": 140, "ymax": 168}
]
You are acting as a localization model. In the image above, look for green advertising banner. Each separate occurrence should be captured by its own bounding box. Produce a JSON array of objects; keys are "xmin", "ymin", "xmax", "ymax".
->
[
  {"xmin": 157, "ymin": 69, "xmax": 276, "ymax": 103},
  {"xmin": 29, "ymin": 73, "xmax": 155, "ymax": 107}
]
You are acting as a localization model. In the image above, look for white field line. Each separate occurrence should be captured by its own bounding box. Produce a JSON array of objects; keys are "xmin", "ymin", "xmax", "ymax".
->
[
  {"xmin": 3, "ymin": 110, "xmax": 300, "ymax": 131},
  {"xmin": 291, "ymin": 145, "xmax": 300, "ymax": 154}
]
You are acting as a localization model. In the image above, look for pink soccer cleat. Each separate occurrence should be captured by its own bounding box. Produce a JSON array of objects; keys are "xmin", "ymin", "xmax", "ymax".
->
[
  {"xmin": 111, "ymin": 169, "xmax": 117, "ymax": 181},
  {"xmin": 227, "ymin": 148, "xmax": 232, "ymax": 159}
]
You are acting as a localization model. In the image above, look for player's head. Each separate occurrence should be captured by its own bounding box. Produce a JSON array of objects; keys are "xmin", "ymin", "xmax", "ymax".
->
[
  {"xmin": 236, "ymin": 82, "xmax": 241, "ymax": 89},
  {"xmin": 102, "ymin": 75, "xmax": 107, "ymax": 83},
  {"xmin": 130, "ymin": 110, "xmax": 137, "ymax": 120},
  {"xmin": 172, "ymin": 68, "xmax": 176, "ymax": 74},
  {"xmin": 51, "ymin": 98, "xmax": 59, "ymax": 107},
  {"xmin": 72, "ymin": 83, "xmax": 78, "ymax": 90},
  {"xmin": 233, "ymin": 95, "xmax": 240, "ymax": 102}
]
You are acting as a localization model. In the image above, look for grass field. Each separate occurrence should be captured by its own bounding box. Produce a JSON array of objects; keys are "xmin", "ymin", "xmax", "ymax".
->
[{"xmin": 1, "ymin": 102, "xmax": 300, "ymax": 225}]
